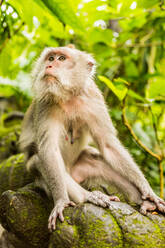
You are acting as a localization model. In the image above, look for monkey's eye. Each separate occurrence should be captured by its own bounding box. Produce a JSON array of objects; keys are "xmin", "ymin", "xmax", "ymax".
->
[
  {"xmin": 58, "ymin": 55, "xmax": 66, "ymax": 61},
  {"xmin": 48, "ymin": 56, "xmax": 54, "ymax": 61}
]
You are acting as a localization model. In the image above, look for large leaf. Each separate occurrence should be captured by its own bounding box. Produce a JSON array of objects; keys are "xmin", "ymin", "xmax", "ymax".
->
[
  {"xmin": 8, "ymin": 0, "xmax": 64, "ymax": 37},
  {"xmin": 98, "ymin": 76, "xmax": 128, "ymax": 101},
  {"xmin": 41, "ymin": 0, "xmax": 84, "ymax": 31},
  {"xmin": 147, "ymin": 76, "xmax": 165, "ymax": 99}
]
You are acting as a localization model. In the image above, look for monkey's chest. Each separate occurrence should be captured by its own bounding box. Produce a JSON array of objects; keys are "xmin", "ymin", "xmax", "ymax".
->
[
  {"xmin": 60, "ymin": 123, "xmax": 88, "ymax": 167},
  {"xmin": 64, "ymin": 123, "xmax": 81, "ymax": 144}
]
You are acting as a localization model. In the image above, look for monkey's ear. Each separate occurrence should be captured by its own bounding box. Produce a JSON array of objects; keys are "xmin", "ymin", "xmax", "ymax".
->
[{"xmin": 67, "ymin": 44, "xmax": 75, "ymax": 49}]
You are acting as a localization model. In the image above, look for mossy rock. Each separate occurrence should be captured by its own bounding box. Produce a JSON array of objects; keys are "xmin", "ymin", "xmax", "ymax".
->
[
  {"xmin": 0, "ymin": 185, "xmax": 165, "ymax": 248},
  {"xmin": 0, "ymin": 185, "xmax": 51, "ymax": 248},
  {"xmin": 0, "ymin": 126, "xmax": 20, "ymax": 162},
  {"xmin": 0, "ymin": 153, "xmax": 34, "ymax": 195}
]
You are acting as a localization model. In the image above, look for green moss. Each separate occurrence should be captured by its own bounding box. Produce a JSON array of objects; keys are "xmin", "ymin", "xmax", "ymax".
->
[
  {"xmin": 5, "ymin": 189, "xmax": 50, "ymax": 247},
  {"xmin": 74, "ymin": 207, "xmax": 123, "ymax": 248},
  {"xmin": 0, "ymin": 153, "xmax": 34, "ymax": 195},
  {"xmin": 50, "ymin": 218, "xmax": 79, "ymax": 248},
  {"xmin": 0, "ymin": 125, "xmax": 20, "ymax": 162},
  {"xmin": 20, "ymin": 208, "xmax": 28, "ymax": 219},
  {"xmin": 120, "ymin": 213, "xmax": 165, "ymax": 248}
]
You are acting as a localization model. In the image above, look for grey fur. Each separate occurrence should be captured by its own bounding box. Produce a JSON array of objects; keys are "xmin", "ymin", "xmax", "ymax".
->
[{"xmin": 20, "ymin": 46, "xmax": 165, "ymax": 231}]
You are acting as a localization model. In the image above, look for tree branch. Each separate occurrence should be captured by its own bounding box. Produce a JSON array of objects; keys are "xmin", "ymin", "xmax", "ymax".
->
[
  {"xmin": 122, "ymin": 97, "xmax": 162, "ymax": 161},
  {"xmin": 122, "ymin": 97, "xmax": 164, "ymax": 198}
]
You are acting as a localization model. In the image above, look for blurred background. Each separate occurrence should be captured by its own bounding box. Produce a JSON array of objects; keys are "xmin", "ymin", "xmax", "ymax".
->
[{"xmin": 0, "ymin": 0, "xmax": 165, "ymax": 197}]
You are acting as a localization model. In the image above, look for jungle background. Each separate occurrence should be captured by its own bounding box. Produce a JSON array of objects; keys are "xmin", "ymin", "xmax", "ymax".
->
[{"xmin": 0, "ymin": 0, "xmax": 165, "ymax": 200}]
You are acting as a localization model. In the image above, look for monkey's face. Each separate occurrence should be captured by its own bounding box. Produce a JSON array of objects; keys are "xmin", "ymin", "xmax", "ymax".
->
[
  {"xmin": 43, "ymin": 50, "xmax": 76, "ymax": 85},
  {"xmin": 32, "ymin": 47, "xmax": 96, "ymax": 100}
]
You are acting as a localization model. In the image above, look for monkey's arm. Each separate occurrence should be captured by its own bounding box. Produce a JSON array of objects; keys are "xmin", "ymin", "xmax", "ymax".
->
[
  {"xmin": 35, "ymin": 121, "xmax": 75, "ymax": 230},
  {"xmin": 85, "ymin": 98, "xmax": 165, "ymax": 212},
  {"xmin": 19, "ymin": 101, "xmax": 36, "ymax": 155}
]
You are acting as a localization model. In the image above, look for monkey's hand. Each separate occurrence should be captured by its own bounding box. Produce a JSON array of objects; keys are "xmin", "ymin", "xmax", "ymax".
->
[
  {"xmin": 142, "ymin": 191, "xmax": 165, "ymax": 214},
  {"xmin": 48, "ymin": 198, "xmax": 75, "ymax": 232},
  {"xmin": 86, "ymin": 191, "xmax": 120, "ymax": 208}
]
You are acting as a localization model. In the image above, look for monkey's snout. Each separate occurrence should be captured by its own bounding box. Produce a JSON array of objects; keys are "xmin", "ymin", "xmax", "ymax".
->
[{"xmin": 46, "ymin": 65, "xmax": 52, "ymax": 69}]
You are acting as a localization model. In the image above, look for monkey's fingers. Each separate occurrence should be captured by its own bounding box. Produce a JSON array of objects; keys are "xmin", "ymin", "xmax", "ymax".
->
[
  {"xmin": 90, "ymin": 197, "xmax": 107, "ymax": 208},
  {"xmin": 69, "ymin": 201, "xmax": 76, "ymax": 207},
  {"xmin": 156, "ymin": 202, "xmax": 165, "ymax": 213},
  {"xmin": 142, "ymin": 193, "xmax": 162, "ymax": 203},
  {"xmin": 143, "ymin": 194, "xmax": 165, "ymax": 212},
  {"xmin": 151, "ymin": 196, "xmax": 165, "ymax": 212},
  {"xmin": 141, "ymin": 194, "xmax": 165, "ymax": 214},
  {"xmin": 58, "ymin": 210, "xmax": 65, "ymax": 222},
  {"xmin": 87, "ymin": 191, "xmax": 114, "ymax": 208},
  {"xmin": 157, "ymin": 198, "xmax": 165, "ymax": 206},
  {"xmin": 58, "ymin": 201, "xmax": 75, "ymax": 221},
  {"xmin": 142, "ymin": 193, "xmax": 154, "ymax": 201},
  {"xmin": 48, "ymin": 201, "xmax": 76, "ymax": 232},
  {"xmin": 48, "ymin": 205, "xmax": 65, "ymax": 231},
  {"xmin": 140, "ymin": 206, "xmax": 147, "ymax": 215},
  {"xmin": 48, "ymin": 210, "xmax": 58, "ymax": 231},
  {"xmin": 109, "ymin": 196, "xmax": 120, "ymax": 202}
]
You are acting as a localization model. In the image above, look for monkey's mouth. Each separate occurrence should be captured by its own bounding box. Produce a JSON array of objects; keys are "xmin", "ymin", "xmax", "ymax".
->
[{"xmin": 43, "ymin": 74, "xmax": 59, "ymax": 83}]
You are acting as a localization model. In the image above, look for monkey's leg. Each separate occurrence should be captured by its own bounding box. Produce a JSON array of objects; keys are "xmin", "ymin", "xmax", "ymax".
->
[
  {"xmin": 26, "ymin": 153, "xmax": 156, "ymax": 216},
  {"xmin": 65, "ymin": 148, "xmax": 120, "ymax": 207},
  {"xmin": 71, "ymin": 148, "xmax": 157, "ymax": 214},
  {"xmin": 27, "ymin": 153, "xmax": 119, "ymax": 208},
  {"xmin": 85, "ymin": 105, "xmax": 165, "ymax": 213},
  {"xmin": 102, "ymin": 137, "xmax": 165, "ymax": 212},
  {"xmin": 66, "ymin": 172, "xmax": 119, "ymax": 209}
]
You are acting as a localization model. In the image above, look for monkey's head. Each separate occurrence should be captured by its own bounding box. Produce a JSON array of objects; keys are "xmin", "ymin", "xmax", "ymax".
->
[{"xmin": 32, "ymin": 46, "xmax": 96, "ymax": 101}]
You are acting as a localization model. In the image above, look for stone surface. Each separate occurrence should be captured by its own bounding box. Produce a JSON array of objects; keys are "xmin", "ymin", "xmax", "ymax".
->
[
  {"xmin": 0, "ymin": 154, "xmax": 34, "ymax": 195},
  {"xmin": 0, "ymin": 186, "xmax": 50, "ymax": 248},
  {"xmin": 0, "ymin": 126, "xmax": 20, "ymax": 162},
  {"xmin": 0, "ymin": 185, "xmax": 165, "ymax": 248}
]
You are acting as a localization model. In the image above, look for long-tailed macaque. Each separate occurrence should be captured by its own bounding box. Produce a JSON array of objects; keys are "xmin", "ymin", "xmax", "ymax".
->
[{"xmin": 19, "ymin": 45, "xmax": 165, "ymax": 231}]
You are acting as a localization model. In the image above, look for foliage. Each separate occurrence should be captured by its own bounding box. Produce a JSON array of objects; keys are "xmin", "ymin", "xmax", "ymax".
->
[{"xmin": 0, "ymin": 0, "xmax": 165, "ymax": 196}]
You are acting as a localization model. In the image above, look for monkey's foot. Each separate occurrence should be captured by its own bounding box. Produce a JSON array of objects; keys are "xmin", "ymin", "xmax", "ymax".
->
[
  {"xmin": 48, "ymin": 199, "xmax": 75, "ymax": 232},
  {"xmin": 86, "ymin": 191, "xmax": 120, "ymax": 208},
  {"xmin": 140, "ymin": 200, "xmax": 156, "ymax": 215},
  {"xmin": 142, "ymin": 192, "xmax": 165, "ymax": 214}
]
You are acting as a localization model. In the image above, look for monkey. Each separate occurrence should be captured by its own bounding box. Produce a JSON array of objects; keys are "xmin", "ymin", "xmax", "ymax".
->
[{"xmin": 19, "ymin": 45, "xmax": 165, "ymax": 231}]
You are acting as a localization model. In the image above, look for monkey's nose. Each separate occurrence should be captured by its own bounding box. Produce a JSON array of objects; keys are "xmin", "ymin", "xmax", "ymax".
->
[{"xmin": 46, "ymin": 65, "xmax": 52, "ymax": 69}]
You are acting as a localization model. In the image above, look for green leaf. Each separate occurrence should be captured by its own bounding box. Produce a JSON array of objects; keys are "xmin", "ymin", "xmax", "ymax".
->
[
  {"xmin": 0, "ymin": 49, "xmax": 12, "ymax": 77},
  {"xmin": 88, "ymin": 28, "xmax": 113, "ymax": 45},
  {"xmin": 128, "ymin": 90, "xmax": 146, "ymax": 102},
  {"xmin": 113, "ymin": 77, "xmax": 130, "ymax": 86},
  {"xmin": 138, "ymin": 0, "xmax": 160, "ymax": 9},
  {"xmin": 147, "ymin": 76, "xmax": 165, "ymax": 99},
  {"xmin": 98, "ymin": 75, "xmax": 128, "ymax": 101},
  {"xmin": 124, "ymin": 57, "xmax": 139, "ymax": 78},
  {"xmin": 9, "ymin": 0, "xmax": 64, "ymax": 37},
  {"xmin": 0, "ymin": 84, "xmax": 19, "ymax": 97},
  {"xmin": 41, "ymin": 0, "xmax": 84, "ymax": 31}
]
